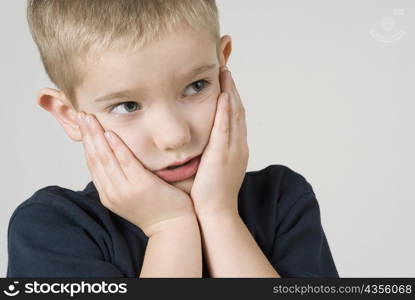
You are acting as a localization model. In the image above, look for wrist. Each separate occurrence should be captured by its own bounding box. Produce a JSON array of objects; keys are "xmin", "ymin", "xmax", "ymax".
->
[
  {"xmin": 145, "ymin": 213, "xmax": 199, "ymax": 237},
  {"xmin": 196, "ymin": 207, "xmax": 240, "ymax": 224}
]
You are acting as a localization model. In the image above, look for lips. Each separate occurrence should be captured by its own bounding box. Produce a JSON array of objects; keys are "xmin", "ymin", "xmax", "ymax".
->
[
  {"xmin": 155, "ymin": 154, "xmax": 201, "ymax": 182},
  {"xmin": 160, "ymin": 155, "xmax": 199, "ymax": 171}
]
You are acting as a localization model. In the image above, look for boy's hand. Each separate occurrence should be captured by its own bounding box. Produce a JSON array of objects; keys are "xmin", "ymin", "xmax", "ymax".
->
[
  {"xmin": 76, "ymin": 112, "xmax": 196, "ymax": 237},
  {"xmin": 190, "ymin": 66, "xmax": 249, "ymax": 218}
]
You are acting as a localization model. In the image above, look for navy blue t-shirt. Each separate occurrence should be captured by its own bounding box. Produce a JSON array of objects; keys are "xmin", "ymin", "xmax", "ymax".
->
[{"xmin": 7, "ymin": 164, "xmax": 339, "ymax": 278}]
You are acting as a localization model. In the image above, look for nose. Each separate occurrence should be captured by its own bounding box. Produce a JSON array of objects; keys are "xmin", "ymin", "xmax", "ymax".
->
[{"xmin": 150, "ymin": 104, "xmax": 191, "ymax": 150}]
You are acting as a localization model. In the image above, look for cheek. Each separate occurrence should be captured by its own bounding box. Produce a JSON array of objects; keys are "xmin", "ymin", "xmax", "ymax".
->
[
  {"xmin": 110, "ymin": 130, "xmax": 153, "ymax": 167},
  {"xmin": 190, "ymin": 93, "xmax": 218, "ymax": 136}
]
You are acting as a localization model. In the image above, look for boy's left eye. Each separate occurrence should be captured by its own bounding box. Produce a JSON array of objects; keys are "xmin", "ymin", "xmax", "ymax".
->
[
  {"xmin": 183, "ymin": 79, "xmax": 210, "ymax": 96},
  {"xmin": 107, "ymin": 79, "xmax": 211, "ymax": 115}
]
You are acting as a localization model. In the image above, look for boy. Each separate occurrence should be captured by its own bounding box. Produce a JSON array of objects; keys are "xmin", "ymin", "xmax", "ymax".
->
[{"xmin": 7, "ymin": 0, "xmax": 339, "ymax": 278}]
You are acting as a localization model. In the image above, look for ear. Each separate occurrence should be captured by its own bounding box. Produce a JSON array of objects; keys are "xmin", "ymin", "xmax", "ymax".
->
[
  {"xmin": 218, "ymin": 35, "xmax": 232, "ymax": 66},
  {"xmin": 36, "ymin": 88, "xmax": 82, "ymax": 142}
]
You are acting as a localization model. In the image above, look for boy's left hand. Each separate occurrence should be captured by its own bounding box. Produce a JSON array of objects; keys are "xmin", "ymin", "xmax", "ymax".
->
[{"xmin": 190, "ymin": 66, "xmax": 249, "ymax": 218}]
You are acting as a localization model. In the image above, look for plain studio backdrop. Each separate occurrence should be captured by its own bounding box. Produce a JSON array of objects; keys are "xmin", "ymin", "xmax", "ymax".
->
[{"xmin": 1, "ymin": 0, "xmax": 414, "ymax": 277}]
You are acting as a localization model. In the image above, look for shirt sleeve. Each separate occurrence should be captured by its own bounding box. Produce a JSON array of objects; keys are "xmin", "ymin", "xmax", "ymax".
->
[
  {"xmin": 7, "ymin": 202, "xmax": 124, "ymax": 277},
  {"xmin": 269, "ymin": 176, "xmax": 339, "ymax": 278}
]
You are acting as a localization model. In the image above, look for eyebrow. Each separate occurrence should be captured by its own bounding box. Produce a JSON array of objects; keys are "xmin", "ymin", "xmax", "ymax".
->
[{"xmin": 93, "ymin": 63, "xmax": 217, "ymax": 103}]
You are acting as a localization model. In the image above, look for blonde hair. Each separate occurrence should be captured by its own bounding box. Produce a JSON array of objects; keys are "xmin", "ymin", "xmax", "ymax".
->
[{"xmin": 26, "ymin": 0, "xmax": 221, "ymax": 109}]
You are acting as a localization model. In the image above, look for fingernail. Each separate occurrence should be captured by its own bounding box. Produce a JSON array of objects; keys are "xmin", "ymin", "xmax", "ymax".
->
[
  {"xmin": 85, "ymin": 114, "xmax": 91, "ymax": 125},
  {"xmin": 221, "ymin": 65, "xmax": 229, "ymax": 72},
  {"xmin": 77, "ymin": 112, "xmax": 85, "ymax": 122}
]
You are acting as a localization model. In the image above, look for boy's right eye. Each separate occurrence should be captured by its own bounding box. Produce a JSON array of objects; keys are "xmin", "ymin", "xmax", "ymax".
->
[{"xmin": 108, "ymin": 101, "xmax": 140, "ymax": 115}]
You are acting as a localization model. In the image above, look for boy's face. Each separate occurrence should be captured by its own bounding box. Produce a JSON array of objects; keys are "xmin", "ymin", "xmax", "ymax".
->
[{"xmin": 52, "ymin": 26, "xmax": 231, "ymax": 194}]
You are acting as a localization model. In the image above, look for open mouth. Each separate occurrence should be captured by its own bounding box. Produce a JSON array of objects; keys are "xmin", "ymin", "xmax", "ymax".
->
[
  {"xmin": 155, "ymin": 154, "xmax": 202, "ymax": 183},
  {"xmin": 166, "ymin": 160, "xmax": 192, "ymax": 170}
]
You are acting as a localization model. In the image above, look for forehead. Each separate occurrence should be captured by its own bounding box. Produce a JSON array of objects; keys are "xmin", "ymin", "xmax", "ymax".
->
[{"xmin": 78, "ymin": 26, "xmax": 217, "ymax": 99}]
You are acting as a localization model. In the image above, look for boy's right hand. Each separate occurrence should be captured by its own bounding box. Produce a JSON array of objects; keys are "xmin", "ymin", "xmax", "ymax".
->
[{"xmin": 75, "ymin": 112, "xmax": 196, "ymax": 238}]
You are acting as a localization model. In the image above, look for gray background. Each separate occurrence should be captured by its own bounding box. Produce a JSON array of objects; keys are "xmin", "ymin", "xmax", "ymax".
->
[{"xmin": 1, "ymin": 0, "xmax": 414, "ymax": 277}]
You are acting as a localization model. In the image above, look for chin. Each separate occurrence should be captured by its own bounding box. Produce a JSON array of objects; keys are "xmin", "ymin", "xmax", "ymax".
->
[{"xmin": 172, "ymin": 175, "xmax": 195, "ymax": 194}]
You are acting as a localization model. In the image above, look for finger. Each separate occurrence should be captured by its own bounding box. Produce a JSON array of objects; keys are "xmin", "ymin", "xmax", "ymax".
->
[
  {"xmin": 211, "ymin": 91, "xmax": 231, "ymax": 149},
  {"xmin": 220, "ymin": 67, "xmax": 245, "ymax": 151},
  {"xmin": 219, "ymin": 65, "xmax": 233, "ymax": 95},
  {"xmin": 77, "ymin": 112, "xmax": 114, "ymax": 199},
  {"xmin": 101, "ymin": 128, "xmax": 149, "ymax": 186},
  {"xmin": 227, "ymin": 70, "xmax": 248, "ymax": 148},
  {"xmin": 228, "ymin": 69, "xmax": 243, "ymax": 111},
  {"xmin": 85, "ymin": 113, "xmax": 129, "ymax": 190}
]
